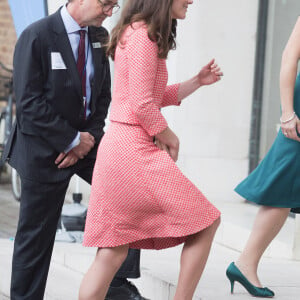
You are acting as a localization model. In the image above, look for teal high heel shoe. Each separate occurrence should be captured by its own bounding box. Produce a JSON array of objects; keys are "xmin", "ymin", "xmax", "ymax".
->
[{"xmin": 226, "ymin": 262, "xmax": 275, "ymax": 298}]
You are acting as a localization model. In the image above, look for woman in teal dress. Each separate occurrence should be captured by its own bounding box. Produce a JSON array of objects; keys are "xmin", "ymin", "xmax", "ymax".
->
[{"xmin": 226, "ymin": 18, "xmax": 300, "ymax": 298}]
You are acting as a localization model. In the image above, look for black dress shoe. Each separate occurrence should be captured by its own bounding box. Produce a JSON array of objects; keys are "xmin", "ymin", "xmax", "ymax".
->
[{"xmin": 105, "ymin": 280, "xmax": 150, "ymax": 300}]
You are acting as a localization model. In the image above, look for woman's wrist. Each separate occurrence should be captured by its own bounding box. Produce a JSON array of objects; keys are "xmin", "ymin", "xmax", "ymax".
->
[
  {"xmin": 192, "ymin": 75, "xmax": 202, "ymax": 88},
  {"xmin": 281, "ymin": 106, "xmax": 294, "ymax": 115},
  {"xmin": 280, "ymin": 111, "xmax": 297, "ymax": 124}
]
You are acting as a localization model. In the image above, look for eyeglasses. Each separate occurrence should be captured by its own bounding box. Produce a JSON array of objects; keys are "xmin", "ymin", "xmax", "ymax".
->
[{"xmin": 98, "ymin": 0, "xmax": 120, "ymax": 14}]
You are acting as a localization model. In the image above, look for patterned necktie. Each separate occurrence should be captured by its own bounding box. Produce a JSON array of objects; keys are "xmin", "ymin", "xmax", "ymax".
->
[{"xmin": 77, "ymin": 30, "xmax": 87, "ymax": 118}]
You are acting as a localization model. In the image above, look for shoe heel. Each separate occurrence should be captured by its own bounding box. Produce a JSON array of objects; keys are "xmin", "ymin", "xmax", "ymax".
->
[
  {"xmin": 229, "ymin": 279, "xmax": 234, "ymax": 294},
  {"xmin": 226, "ymin": 269, "xmax": 235, "ymax": 294}
]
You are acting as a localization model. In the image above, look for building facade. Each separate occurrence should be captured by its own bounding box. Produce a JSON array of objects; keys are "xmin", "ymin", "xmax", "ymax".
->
[{"xmin": 0, "ymin": 0, "xmax": 16, "ymax": 74}]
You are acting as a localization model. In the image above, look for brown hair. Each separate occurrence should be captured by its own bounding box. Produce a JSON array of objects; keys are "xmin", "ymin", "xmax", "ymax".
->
[{"xmin": 107, "ymin": 0, "xmax": 177, "ymax": 60}]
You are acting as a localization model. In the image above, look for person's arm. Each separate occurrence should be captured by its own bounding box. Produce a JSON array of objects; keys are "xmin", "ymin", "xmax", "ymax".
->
[
  {"xmin": 56, "ymin": 27, "xmax": 112, "ymax": 169},
  {"xmin": 177, "ymin": 59, "xmax": 222, "ymax": 102},
  {"xmin": 13, "ymin": 27, "xmax": 78, "ymax": 153},
  {"xmin": 158, "ymin": 60, "xmax": 222, "ymax": 160},
  {"xmin": 161, "ymin": 59, "xmax": 222, "ymax": 109},
  {"xmin": 55, "ymin": 131, "xmax": 95, "ymax": 168},
  {"xmin": 64, "ymin": 132, "xmax": 80, "ymax": 153},
  {"xmin": 127, "ymin": 27, "xmax": 168, "ymax": 136},
  {"xmin": 58, "ymin": 62, "xmax": 111, "ymax": 168},
  {"xmin": 127, "ymin": 27, "xmax": 179, "ymax": 161},
  {"xmin": 279, "ymin": 17, "xmax": 300, "ymax": 141},
  {"xmin": 58, "ymin": 60, "xmax": 111, "ymax": 169},
  {"xmin": 160, "ymin": 84, "xmax": 181, "ymax": 107}
]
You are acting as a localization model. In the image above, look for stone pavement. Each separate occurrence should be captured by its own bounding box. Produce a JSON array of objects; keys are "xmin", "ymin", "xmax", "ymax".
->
[
  {"xmin": 0, "ymin": 293, "xmax": 8, "ymax": 300},
  {"xmin": 1, "ymin": 177, "xmax": 300, "ymax": 299},
  {"xmin": 0, "ymin": 179, "xmax": 19, "ymax": 239}
]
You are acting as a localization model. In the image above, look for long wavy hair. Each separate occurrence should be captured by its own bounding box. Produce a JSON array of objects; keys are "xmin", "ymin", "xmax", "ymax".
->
[{"xmin": 107, "ymin": 0, "xmax": 177, "ymax": 60}]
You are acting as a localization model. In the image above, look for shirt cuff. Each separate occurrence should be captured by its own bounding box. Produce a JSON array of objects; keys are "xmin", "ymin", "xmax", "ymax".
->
[{"xmin": 64, "ymin": 132, "xmax": 80, "ymax": 153}]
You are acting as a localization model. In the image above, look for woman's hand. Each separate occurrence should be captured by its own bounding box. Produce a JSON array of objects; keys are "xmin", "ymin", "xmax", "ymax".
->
[
  {"xmin": 155, "ymin": 139, "xmax": 170, "ymax": 154},
  {"xmin": 197, "ymin": 59, "xmax": 223, "ymax": 86},
  {"xmin": 155, "ymin": 127, "xmax": 180, "ymax": 162},
  {"xmin": 281, "ymin": 113, "xmax": 300, "ymax": 141},
  {"xmin": 177, "ymin": 59, "xmax": 223, "ymax": 102}
]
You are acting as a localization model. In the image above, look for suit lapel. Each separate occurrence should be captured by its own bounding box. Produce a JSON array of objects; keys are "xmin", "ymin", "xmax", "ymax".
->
[
  {"xmin": 49, "ymin": 11, "xmax": 109, "ymax": 111},
  {"xmin": 51, "ymin": 10, "xmax": 82, "ymax": 98}
]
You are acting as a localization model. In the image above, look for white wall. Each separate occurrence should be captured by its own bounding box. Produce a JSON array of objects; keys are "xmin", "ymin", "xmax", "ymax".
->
[
  {"xmin": 164, "ymin": 0, "xmax": 259, "ymax": 203},
  {"xmin": 47, "ymin": 0, "xmax": 66, "ymax": 14},
  {"xmin": 48, "ymin": 0, "xmax": 259, "ymax": 205}
]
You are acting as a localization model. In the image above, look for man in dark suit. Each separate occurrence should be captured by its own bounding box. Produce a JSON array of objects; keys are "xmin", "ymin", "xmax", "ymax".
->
[{"xmin": 3, "ymin": 0, "xmax": 146, "ymax": 299}]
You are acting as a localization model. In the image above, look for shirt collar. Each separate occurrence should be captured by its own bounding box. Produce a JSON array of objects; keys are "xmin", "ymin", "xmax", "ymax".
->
[{"xmin": 60, "ymin": 4, "xmax": 88, "ymax": 34}]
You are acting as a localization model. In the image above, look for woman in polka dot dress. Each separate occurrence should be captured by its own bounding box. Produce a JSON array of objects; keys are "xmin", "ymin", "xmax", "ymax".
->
[{"xmin": 80, "ymin": 0, "xmax": 223, "ymax": 299}]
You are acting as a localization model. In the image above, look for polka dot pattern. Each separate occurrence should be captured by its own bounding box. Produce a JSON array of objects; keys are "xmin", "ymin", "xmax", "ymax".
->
[{"xmin": 83, "ymin": 24, "xmax": 221, "ymax": 250}]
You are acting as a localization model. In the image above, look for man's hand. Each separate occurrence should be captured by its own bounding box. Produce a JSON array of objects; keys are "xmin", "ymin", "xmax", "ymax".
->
[
  {"xmin": 55, "ymin": 132, "xmax": 95, "ymax": 168},
  {"xmin": 72, "ymin": 132, "xmax": 95, "ymax": 159},
  {"xmin": 55, "ymin": 150, "xmax": 79, "ymax": 169}
]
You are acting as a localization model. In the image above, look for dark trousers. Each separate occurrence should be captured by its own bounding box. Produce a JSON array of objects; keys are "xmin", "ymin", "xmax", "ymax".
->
[{"xmin": 10, "ymin": 158, "xmax": 140, "ymax": 300}]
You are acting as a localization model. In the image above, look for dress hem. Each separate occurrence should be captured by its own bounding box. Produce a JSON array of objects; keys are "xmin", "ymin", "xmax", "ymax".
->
[
  {"xmin": 235, "ymin": 188, "xmax": 300, "ymax": 211},
  {"xmin": 83, "ymin": 211, "xmax": 220, "ymax": 250}
]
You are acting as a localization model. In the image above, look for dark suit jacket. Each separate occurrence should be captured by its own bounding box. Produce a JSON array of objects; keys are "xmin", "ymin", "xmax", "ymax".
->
[{"xmin": 3, "ymin": 9, "xmax": 111, "ymax": 183}]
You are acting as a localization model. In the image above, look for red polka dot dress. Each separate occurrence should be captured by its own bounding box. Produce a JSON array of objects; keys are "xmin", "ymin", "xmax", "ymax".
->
[{"xmin": 83, "ymin": 23, "xmax": 221, "ymax": 250}]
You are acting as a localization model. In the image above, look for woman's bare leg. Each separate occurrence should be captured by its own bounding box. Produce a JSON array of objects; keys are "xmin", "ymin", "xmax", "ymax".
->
[
  {"xmin": 174, "ymin": 217, "xmax": 221, "ymax": 300},
  {"xmin": 79, "ymin": 244, "xmax": 129, "ymax": 300},
  {"xmin": 236, "ymin": 206, "xmax": 290, "ymax": 287}
]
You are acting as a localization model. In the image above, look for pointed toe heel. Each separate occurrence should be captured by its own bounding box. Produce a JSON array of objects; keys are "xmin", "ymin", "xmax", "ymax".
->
[{"xmin": 225, "ymin": 262, "xmax": 275, "ymax": 298}]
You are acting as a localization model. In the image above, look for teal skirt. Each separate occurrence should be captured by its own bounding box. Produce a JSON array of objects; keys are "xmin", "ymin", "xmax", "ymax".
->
[{"xmin": 235, "ymin": 73, "xmax": 300, "ymax": 213}]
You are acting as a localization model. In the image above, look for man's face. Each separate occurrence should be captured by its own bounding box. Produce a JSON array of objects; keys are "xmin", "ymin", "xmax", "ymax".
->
[{"xmin": 81, "ymin": 0, "xmax": 119, "ymax": 27}]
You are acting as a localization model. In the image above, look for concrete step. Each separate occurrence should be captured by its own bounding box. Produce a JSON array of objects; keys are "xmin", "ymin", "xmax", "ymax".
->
[
  {"xmin": 215, "ymin": 200, "xmax": 297, "ymax": 260},
  {"xmin": 50, "ymin": 240, "xmax": 300, "ymax": 300},
  {"xmin": 140, "ymin": 244, "xmax": 300, "ymax": 300},
  {"xmin": 0, "ymin": 198, "xmax": 299, "ymax": 300},
  {"xmin": 1, "ymin": 236, "xmax": 300, "ymax": 300}
]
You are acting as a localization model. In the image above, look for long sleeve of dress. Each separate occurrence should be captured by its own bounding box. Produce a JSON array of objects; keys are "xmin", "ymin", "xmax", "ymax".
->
[
  {"xmin": 127, "ymin": 28, "xmax": 168, "ymax": 136},
  {"xmin": 161, "ymin": 84, "xmax": 181, "ymax": 107}
]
